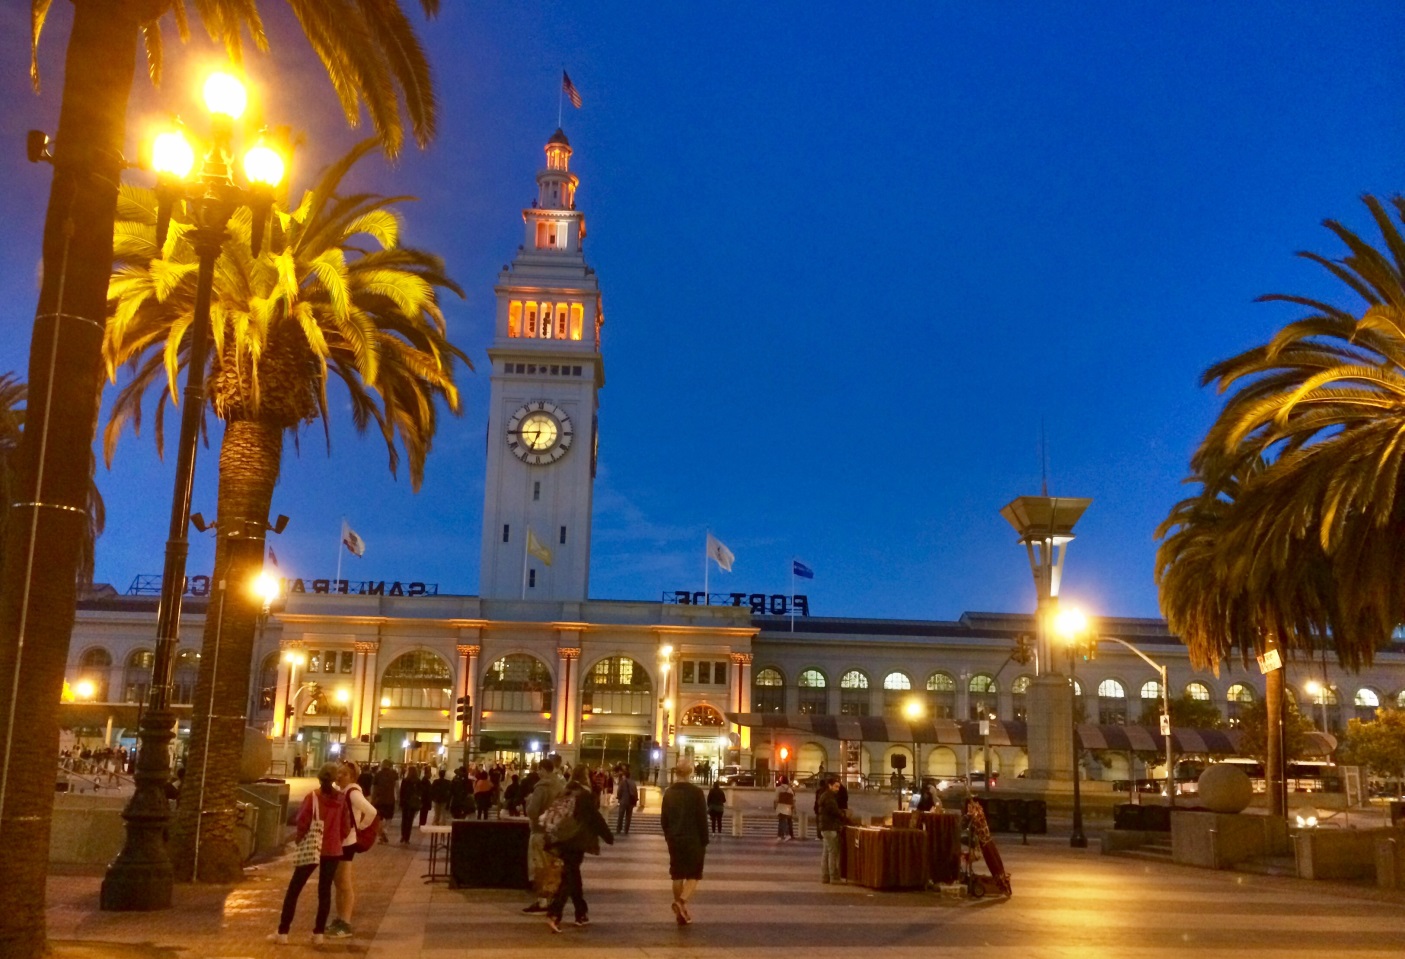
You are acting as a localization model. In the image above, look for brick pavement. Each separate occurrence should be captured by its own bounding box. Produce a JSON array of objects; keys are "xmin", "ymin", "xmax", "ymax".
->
[
  {"xmin": 46, "ymin": 823, "xmax": 1405, "ymax": 958},
  {"xmin": 47, "ymin": 832, "xmax": 419, "ymax": 958}
]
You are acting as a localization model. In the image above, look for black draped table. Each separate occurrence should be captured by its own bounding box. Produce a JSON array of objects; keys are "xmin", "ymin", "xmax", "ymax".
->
[{"xmin": 449, "ymin": 819, "xmax": 531, "ymax": 889}]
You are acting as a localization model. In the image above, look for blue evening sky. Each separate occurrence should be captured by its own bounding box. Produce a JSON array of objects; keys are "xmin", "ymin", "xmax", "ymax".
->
[{"xmin": 0, "ymin": 3, "xmax": 1401, "ymax": 621}]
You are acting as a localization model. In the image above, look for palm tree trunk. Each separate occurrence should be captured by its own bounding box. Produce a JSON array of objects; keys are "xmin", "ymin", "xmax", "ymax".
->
[
  {"xmin": 1264, "ymin": 635, "xmax": 1286, "ymax": 819},
  {"xmin": 170, "ymin": 419, "xmax": 282, "ymax": 882},
  {"xmin": 0, "ymin": 4, "xmax": 139, "ymax": 954}
]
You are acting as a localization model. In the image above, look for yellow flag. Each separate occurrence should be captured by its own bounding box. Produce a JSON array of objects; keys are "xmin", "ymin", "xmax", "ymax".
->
[{"xmin": 527, "ymin": 528, "xmax": 553, "ymax": 567}]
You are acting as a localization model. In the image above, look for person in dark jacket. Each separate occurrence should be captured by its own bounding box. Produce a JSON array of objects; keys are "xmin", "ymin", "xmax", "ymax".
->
[
  {"xmin": 817, "ymin": 775, "xmax": 854, "ymax": 883},
  {"xmin": 371, "ymin": 760, "xmax": 398, "ymax": 844},
  {"xmin": 428, "ymin": 768, "xmax": 453, "ymax": 824},
  {"xmin": 544, "ymin": 765, "xmax": 614, "ymax": 933},
  {"xmin": 398, "ymin": 766, "xmax": 422, "ymax": 843},
  {"xmin": 419, "ymin": 765, "xmax": 434, "ymax": 825},
  {"xmin": 661, "ymin": 760, "xmax": 709, "ymax": 925},
  {"xmin": 705, "ymin": 781, "xmax": 726, "ymax": 834},
  {"xmin": 449, "ymin": 766, "xmax": 471, "ymax": 819}
]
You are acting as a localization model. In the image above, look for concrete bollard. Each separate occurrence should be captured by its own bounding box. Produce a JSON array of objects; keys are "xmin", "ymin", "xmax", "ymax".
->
[{"xmin": 732, "ymin": 809, "xmax": 744, "ymax": 837}]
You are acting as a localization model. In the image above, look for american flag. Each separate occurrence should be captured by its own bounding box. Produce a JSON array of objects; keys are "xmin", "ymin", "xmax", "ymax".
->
[{"xmin": 562, "ymin": 71, "xmax": 582, "ymax": 109}]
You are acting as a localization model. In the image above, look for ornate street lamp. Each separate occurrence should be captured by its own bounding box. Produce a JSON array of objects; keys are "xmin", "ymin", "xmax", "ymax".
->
[
  {"xmin": 101, "ymin": 70, "xmax": 287, "ymax": 911},
  {"xmin": 1000, "ymin": 493, "xmax": 1091, "ymax": 783},
  {"xmin": 903, "ymin": 698, "xmax": 924, "ymax": 810}
]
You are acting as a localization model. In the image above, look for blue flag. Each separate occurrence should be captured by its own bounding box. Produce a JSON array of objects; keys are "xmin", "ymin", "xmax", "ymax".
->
[{"xmin": 792, "ymin": 560, "xmax": 814, "ymax": 579}]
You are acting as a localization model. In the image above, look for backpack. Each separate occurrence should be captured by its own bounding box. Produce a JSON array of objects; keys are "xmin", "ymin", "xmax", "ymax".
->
[
  {"xmin": 541, "ymin": 791, "xmax": 583, "ymax": 846},
  {"xmin": 348, "ymin": 786, "xmax": 382, "ymax": 853}
]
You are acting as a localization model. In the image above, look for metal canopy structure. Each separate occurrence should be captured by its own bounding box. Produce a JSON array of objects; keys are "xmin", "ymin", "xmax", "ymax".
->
[{"xmin": 722, "ymin": 712, "xmax": 1333, "ymax": 756}]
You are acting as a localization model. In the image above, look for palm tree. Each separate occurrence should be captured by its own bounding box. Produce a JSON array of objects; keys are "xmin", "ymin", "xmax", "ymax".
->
[
  {"xmin": 1158, "ymin": 194, "xmax": 1405, "ymax": 817},
  {"xmin": 103, "ymin": 140, "xmax": 467, "ymax": 881},
  {"xmin": 2, "ymin": 6, "xmax": 440, "ymax": 951}
]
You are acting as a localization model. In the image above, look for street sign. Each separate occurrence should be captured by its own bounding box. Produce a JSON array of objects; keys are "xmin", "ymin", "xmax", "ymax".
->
[
  {"xmin": 1257, "ymin": 649, "xmax": 1282, "ymax": 673},
  {"xmin": 1159, "ymin": 714, "xmax": 1171, "ymax": 736}
]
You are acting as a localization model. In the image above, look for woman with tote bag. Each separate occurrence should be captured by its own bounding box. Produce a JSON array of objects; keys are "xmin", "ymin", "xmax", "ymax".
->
[{"xmin": 269, "ymin": 763, "xmax": 352, "ymax": 945}]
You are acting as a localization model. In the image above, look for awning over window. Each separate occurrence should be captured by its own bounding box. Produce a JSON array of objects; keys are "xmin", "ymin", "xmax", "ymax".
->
[{"xmin": 723, "ymin": 712, "xmax": 1307, "ymax": 756}]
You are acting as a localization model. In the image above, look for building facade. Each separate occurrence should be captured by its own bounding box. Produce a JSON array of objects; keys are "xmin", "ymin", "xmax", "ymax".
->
[{"xmin": 60, "ymin": 130, "xmax": 1405, "ymax": 780}]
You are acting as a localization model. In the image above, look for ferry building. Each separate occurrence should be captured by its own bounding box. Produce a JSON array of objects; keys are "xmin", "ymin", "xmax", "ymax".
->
[{"xmin": 63, "ymin": 131, "xmax": 1405, "ymax": 783}]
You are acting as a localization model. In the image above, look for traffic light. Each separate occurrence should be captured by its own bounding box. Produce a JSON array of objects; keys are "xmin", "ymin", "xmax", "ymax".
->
[
  {"xmin": 456, "ymin": 695, "xmax": 471, "ymax": 723},
  {"xmin": 1081, "ymin": 639, "xmax": 1098, "ymax": 662},
  {"xmin": 1012, "ymin": 634, "xmax": 1033, "ymax": 666}
]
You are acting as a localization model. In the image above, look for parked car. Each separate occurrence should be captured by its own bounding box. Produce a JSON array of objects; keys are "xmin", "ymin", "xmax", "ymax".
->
[{"xmin": 719, "ymin": 765, "xmax": 756, "ymax": 786}]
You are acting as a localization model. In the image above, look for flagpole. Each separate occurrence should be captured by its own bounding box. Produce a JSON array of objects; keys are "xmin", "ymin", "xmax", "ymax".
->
[
  {"xmin": 558, "ymin": 67, "xmax": 564, "ymax": 128},
  {"xmin": 335, "ymin": 518, "xmax": 344, "ymax": 586},
  {"xmin": 521, "ymin": 528, "xmax": 530, "ymax": 600},
  {"xmin": 703, "ymin": 531, "xmax": 709, "ymax": 605},
  {"xmin": 790, "ymin": 559, "xmax": 795, "ymax": 633}
]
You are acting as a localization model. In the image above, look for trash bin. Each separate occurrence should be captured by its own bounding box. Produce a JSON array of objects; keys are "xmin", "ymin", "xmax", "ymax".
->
[
  {"xmin": 1390, "ymin": 801, "xmax": 1405, "ymax": 827},
  {"xmin": 1142, "ymin": 804, "xmax": 1172, "ymax": 832},
  {"xmin": 1006, "ymin": 797, "xmax": 1028, "ymax": 833},
  {"xmin": 1024, "ymin": 799, "xmax": 1048, "ymax": 834},
  {"xmin": 1113, "ymin": 803, "xmax": 1144, "ymax": 830},
  {"xmin": 985, "ymin": 797, "xmax": 1011, "ymax": 833}
]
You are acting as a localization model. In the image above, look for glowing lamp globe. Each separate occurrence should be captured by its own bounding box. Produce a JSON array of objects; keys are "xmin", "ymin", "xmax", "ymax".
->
[
  {"xmin": 203, "ymin": 72, "xmax": 247, "ymax": 120},
  {"xmin": 243, "ymin": 143, "xmax": 285, "ymax": 187},
  {"xmin": 151, "ymin": 130, "xmax": 195, "ymax": 179}
]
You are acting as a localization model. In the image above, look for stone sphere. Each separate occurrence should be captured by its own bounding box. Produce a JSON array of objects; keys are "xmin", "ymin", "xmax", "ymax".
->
[
  {"xmin": 241, "ymin": 726, "xmax": 273, "ymax": 783},
  {"xmin": 1196, "ymin": 763, "xmax": 1252, "ymax": 813}
]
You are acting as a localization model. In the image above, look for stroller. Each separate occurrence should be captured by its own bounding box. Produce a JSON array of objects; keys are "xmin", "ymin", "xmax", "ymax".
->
[{"xmin": 959, "ymin": 797, "xmax": 1012, "ymax": 898}]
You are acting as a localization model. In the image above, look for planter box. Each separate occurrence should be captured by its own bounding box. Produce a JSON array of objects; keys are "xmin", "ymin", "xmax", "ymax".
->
[
  {"xmin": 1171, "ymin": 811, "xmax": 1288, "ymax": 869},
  {"xmin": 1296, "ymin": 828, "xmax": 1397, "ymax": 881}
]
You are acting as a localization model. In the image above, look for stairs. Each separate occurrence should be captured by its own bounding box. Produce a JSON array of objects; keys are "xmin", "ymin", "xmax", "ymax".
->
[
  {"xmin": 621, "ymin": 808, "xmax": 802, "ymax": 841},
  {"xmin": 1233, "ymin": 855, "xmax": 1297, "ymax": 877}
]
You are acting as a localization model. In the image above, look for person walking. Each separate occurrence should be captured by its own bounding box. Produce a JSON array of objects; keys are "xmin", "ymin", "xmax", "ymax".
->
[
  {"xmin": 428, "ymin": 767, "xmax": 452, "ymax": 824},
  {"xmin": 268, "ymin": 763, "xmax": 351, "ymax": 945},
  {"xmin": 775, "ymin": 777, "xmax": 795, "ymax": 840},
  {"xmin": 615, "ymin": 767, "xmax": 638, "ymax": 835},
  {"xmin": 450, "ymin": 765, "xmax": 471, "ymax": 819},
  {"xmin": 419, "ymin": 765, "xmax": 434, "ymax": 825},
  {"xmin": 473, "ymin": 769, "xmax": 494, "ymax": 819},
  {"xmin": 661, "ymin": 759, "xmax": 709, "ymax": 926},
  {"xmin": 371, "ymin": 760, "xmax": 398, "ymax": 843},
  {"xmin": 522, "ymin": 757, "xmax": 566, "ymax": 914},
  {"xmin": 398, "ymin": 766, "xmax": 422, "ymax": 843},
  {"xmin": 544, "ymin": 765, "xmax": 614, "ymax": 932},
  {"xmin": 817, "ymin": 775, "xmax": 854, "ymax": 884},
  {"xmin": 705, "ymin": 781, "xmax": 726, "ymax": 835},
  {"xmin": 327, "ymin": 761, "xmax": 378, "ymax": 940}
]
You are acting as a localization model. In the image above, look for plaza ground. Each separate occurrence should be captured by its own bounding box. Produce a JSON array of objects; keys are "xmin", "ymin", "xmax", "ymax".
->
[{"xmin": 48, "ymin": 813, "xmax": 1405, "ymax": 959}]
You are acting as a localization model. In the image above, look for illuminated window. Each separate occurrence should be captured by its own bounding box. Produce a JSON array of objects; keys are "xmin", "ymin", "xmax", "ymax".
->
[
  {"xmin": 968, "ymin": 674, "xmax": 997, "ymax": 721},
  {"xmin": 526, "ymin": 303, "xmax": 538, "ymax": 337},
  {"xmin": 1355, "ymin": 687, "xmax": 1380, "ymax": 722},
  {"xmin": 797, "ymin": 668, "xmax": 827, "ymax": 715},
  {"xmin": 1140, "ymin": 680, "xmax": 1163, "ymax": 701},
  {"xmin": 881, "ymin": 672, "xmax": 911, "ymax": 717},
  {"xmin": 753, "ymin": 667, "xmax": 785, "ymax": 713},
  {"xmin": 570, "ymin": 303, "xmax": 584, "ymax": 340},
  {"xmin": 839, "ymin": 670, "xmax": 869, "ymax": 716},
  {"xmin": 508, "ymin": 301, "xmax": 522, "ymax": 338},
  {"xmin": 1185, "ymin": 682, "xmax": 1211, "ymax": 702},
  {"xmin": 581, "ymin": 656, "xmax": 651, "ymax": 716},
  {"xmin": 542, "ymin": 305, "xmax": 554, "ymax": 338},
  {"xmin": 481, "ymin": 653, "xmax": 552, "ymax": 712},
  {"xmin": 172, "ymin": 648, "xmax": 200, "ymax": 705},
  {"xmin": 1097, "ymin": 679, "xmax": 1127, "ymax": 725},
  {"xmin": 124, "ymin": 649, "xmax": 154, "ymax": 703},
  {"xmin": 925, "ymin": 672, "xmax": 955, "ymax": 719},
  {"xmin": 556, "ymin": 305, "xmax": 568, "ymax": 339},
  {"xmin": 1011, "ymin": 675, "xmax": 1031, "ymax": 721},
  {"xmin": 77, "ymin": 647, "xmax": 112, "ymax": 702},
  {"xmin": 682, "ymin": 704, "xmax": 725, "ymax": 727}
]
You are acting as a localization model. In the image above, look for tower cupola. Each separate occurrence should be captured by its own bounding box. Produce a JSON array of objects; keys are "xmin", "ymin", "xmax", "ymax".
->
[{"xmin": 538, "ymin": 128, "xmax": 578, "ymax": 210}]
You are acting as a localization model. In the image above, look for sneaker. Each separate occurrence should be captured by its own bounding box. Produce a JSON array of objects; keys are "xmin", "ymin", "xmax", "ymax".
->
[
  {"xmin": 266, "ymin": 933, "xmax": 288, "ymax": 945},
  {"xmin": 546, "ymin": 916, "xmax": 562, "ymax": 934},
  {"xmin": 311, "ymin": 933, "xmax": 325, "ymax": 945},
  {"xmin": 573, "ymin": 916, "xmax": 590, "ymax": 928},
  {"xmin": 326, "ymin": 920, "xmax": 353, "ymax": 939},
  {"xmin": 522, "ymin": 902, "xmax": 548, "ymax": 913}
]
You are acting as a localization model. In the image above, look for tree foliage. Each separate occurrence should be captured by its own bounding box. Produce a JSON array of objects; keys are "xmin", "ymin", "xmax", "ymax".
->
[
  {"xmin": 1236, "ymin": 697, "xmax": 1316, "ymax": 764},
  {"xmin": 1339, "ymin": 708, "xmax": 1405, "ymax": 782}
]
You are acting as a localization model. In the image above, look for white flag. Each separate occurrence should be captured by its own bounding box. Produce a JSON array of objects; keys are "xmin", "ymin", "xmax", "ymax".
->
[
  {"xmin": 706, "ymin": 533, "xmax": 734, "ymax": 572},
  {"xmin": 342, "ymin": 520, "xmax": 366, "ymax": 557}
]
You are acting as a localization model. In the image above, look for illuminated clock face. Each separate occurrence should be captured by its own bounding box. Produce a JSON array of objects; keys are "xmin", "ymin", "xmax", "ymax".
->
[{"xmin": 507, "ymin": 402, "xmax": 573, "ymax": 465}]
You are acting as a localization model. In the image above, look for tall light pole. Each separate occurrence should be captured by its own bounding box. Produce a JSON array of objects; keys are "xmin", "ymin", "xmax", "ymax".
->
[
  {"xmin": 1054, "ymin": 607, "xmax": 1089, "ymax": 849},
  {"xmin": 903, "ymin": 698, "xmax": 924, "ymax": 809},
  {"xmin": 1000, "ymin": 494, "xmax": 1091, "ymax": 782},
  {"xmin": 102, "ymin": 70, "xmax": 286, "ymax": 912}
]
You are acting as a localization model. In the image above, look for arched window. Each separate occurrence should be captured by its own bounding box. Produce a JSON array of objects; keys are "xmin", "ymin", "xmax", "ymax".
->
[
  {"xmin": 1140, "ymin": 680, "xmax": 1163, "ymax": 700},
  {"xmin": 581, "ymin": 656, "xmax": 652, "ymax": 716},
  {"xmin": 682, "ymin": 704, "xmax": 724, "ymax": 726},
  {"xmin": 480, "ymin": 653, "xmax": 551, "ymax": 712},
  {"xmin": 925, "ymin": 672, "xmax": 955, "ymax": 719},
  {"xmin": 797, "ymin": 668, "xmax": 827, "ymax": 715},
  {"xmin": 839, "ymin": 670, "xmax": 869, "ymax": 717},
  {"xmin": 383, "ymin": 649, "xmax": 455, "ymax": 711},
  {"xmin": 124, "ymin": 649, "xmax": 154, "ymax": 704},
  {"xmin": 1185, "ymin": 682, "xmax": 1211, "ymax": 702},
  {"xmin": 968, "ymin": 674, "xmax": 997, "ymax": 721},
  {"xmin": 77, "ymin": 647, "xmax": 112, "ymax": 702},
  {"xmin": 255, "ymin": 652, "xmax": 280, "ymax": 713},
  {"xmin": 882, "ymin": 671, "xmax": 913, "ymax": 718},
  {"xmin": 171, "ymin": 648, "xmax": 200, "ymax": 705},
  {"xmin": 1011, "ymin": 676, "xmax": 1031, "ymax": 721},
  {"xmin": 1397, "ymin": 690, "xmax": 1405, "ymax": 709},
  {"xmin": 1354, "ymin": 687, "xmax": 1380, "ymax": 722},
  {"xmin": 1097, "ymin": 679, "xmax": 1127, "ymax": 725},
  {"xmin": 753, "ymin": 667, "xmax": 785, "ymax": 713},
  {"xmin": 1226, "ymin": 683, "xmax": 1255, "ymax": 726}
]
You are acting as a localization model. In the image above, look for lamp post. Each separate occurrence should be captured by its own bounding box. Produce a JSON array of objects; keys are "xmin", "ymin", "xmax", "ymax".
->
[
  {"xmin": 102, "ymin": 70, "xmax": 286, "ymax": 912},
  {"xmin": 903, "ymin": 698, "xmax": 924, "ymax": 809},
  {"xmin": 1092, "ymin": 634, "xmax": 1174, "ymax": 808},
  {"xmin": 1054, "ymin": 607, "xmax": 1089, "ymax": 849},
  {"xmin": 251, "ymin": 571, "xmax": 281, "ymax": 726}
]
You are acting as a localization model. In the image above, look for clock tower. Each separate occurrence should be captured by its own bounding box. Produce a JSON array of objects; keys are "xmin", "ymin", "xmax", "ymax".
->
[{"xmin": 479, "ymin": 129, "xmax": 603, "ymax": 601}]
